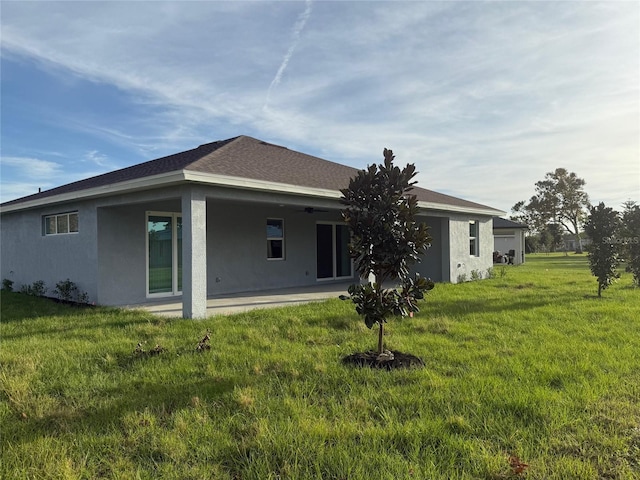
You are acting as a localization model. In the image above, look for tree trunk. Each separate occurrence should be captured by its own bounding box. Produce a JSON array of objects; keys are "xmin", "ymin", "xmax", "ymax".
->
[
  {"xmin": 377, "ymin": 321, "xmax": 384, "ymax": 354},
  {"xmin": 570, "ymin": 219, "xmax": 583, "ymax": 254},
  {"xmin": 375, "ymin": 276, "xmax": 385, "ymax": 355},
  {"xmin": 576, "ymin": 232, "xmax": 583, "ymax": 254},
  {"xmin": 598, "ymin": 283, "xmax": 602, "ymax": 297}
]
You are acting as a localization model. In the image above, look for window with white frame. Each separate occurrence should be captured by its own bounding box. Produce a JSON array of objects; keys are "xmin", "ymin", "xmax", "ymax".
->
[
  {"xmin": 267, "ymin": 218, "xmax": 285, "ymax": 260},
  {"xmin": 44, "ymin": 212, "xmax": 79, "ymax": 235},
  {"xmin": 469, "ymin": 220, "xmax": 479, "ymax": 256},
  {"xmin": 147, "ymin": 212, "xmax": 182, "ymax": 296}
]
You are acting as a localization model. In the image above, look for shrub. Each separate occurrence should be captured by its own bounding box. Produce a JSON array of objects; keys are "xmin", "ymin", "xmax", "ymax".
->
[
  {"xmin": 54, "ymin": 279, "xmax": 79, "ymax": 302},
  {"xmin": 498, "ymin": 265, "xmax": 509, "ymax": 279},
  {"xmin": 2, "ymin": 278, "xmax": 14, "ymax": 292},
  {"xmin": 470, "ymin": 269, "xmax": 482, "ymax": 281},
  {"xmin": 456, "ymin": 273, "xmax": 467, "ymax": 283},
  {"xmin": 53, "ymin": 279, "xmax": 91, "ymax": 304},
  {"xmin": 20, "ymin": 280, "xmax": 47, "ymax": 297},
  {"xmin": 32, "ymin": 280, "xmax": 47, "ymax": 296}
]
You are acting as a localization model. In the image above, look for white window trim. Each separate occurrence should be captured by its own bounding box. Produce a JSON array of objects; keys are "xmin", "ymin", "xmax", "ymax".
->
[
  {"xmin": 316, "ymin": 221, "xmax": 354, "ymax": 281},
  {"xmin": 469, "ymin": 220, "xmax": 479, "ymax": 257},
  {"xmin": 44, "ymin": 211, "xmax": 79, "ymax": 236},
  {"xmin": 146, "ymin": 211, "xmax": 182, "ymax": 298},
  {"xmin": 267, "ymin": 218, "xmax": 285, "ymax": 261}
]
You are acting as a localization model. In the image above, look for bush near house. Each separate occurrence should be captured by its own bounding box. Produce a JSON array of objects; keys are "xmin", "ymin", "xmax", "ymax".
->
[
  {"xmin": 53, "ymin": 278, "xmax": 90, "ymax": 304},
  {"xmin": 1, "ymin": 254, "xmax": 639, "ymax": 480},
  {"xmin": 19, "ymin": 280, "xmax": 47, "ymax": 297},
  {"xmin": 1, "ymin": 278, "xmax": 14, "ymax": 291}
]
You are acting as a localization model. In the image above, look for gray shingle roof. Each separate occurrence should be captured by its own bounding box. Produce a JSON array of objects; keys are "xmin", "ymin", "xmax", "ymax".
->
[
  {"xmin": 1, "ymin": 135, "xmax": 498, "ymax": 212},
  {"xmin": 1, "ymin": 137, "xmax": 238, "ymax": 207}
]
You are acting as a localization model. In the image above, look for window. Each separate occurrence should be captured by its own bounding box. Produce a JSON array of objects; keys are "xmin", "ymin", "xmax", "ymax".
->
[
  {"xmin": 44, "ymin": 212, "xmax": 78, "ymax": 235},
  {"xmin": 469, "ymin": 220, "xmax": 479, "ymax": 256},
  {"xmin": 267, "ymin": 219, "xmax": 284, "ymax": 260}
]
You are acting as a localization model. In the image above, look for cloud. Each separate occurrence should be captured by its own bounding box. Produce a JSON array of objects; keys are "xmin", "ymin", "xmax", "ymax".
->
[
  {"xmin": 0, "ymin": 182, "xmax": 45, "ymax": 202},
  {"xmin": 83, "ymin": 150, "xmax": 110, "ymax": 168},
  {"xmin": 1, "ymin": 156, "xmax": 62, "ymax": 178},
  {"xmin": 0, "ymin": 155, "xmax": 116, "ymax": 202},
  {"xmin": 0, "ymin": 157, "xmax": 63, "ymax": 201},
  {"xmin": 0, "ymin": 1, "xmax": 637, "ymax": 210}
]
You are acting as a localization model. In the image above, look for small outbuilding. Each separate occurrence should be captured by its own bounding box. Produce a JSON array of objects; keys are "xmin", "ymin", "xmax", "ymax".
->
[{"xmin": 493, "ymin": 217, "xmax": 528, "ymax": 265}]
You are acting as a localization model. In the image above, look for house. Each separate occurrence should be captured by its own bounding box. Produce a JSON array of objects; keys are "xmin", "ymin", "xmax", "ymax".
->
[
  {"xmin": 1, "ymin": 135, "xmax": 504, "ymax": 318},
  {"xmin": 493, "ymin": 217, "xmax": 527, "ymax": 265},
  {"xmin": 562, "ymin": 233, "xmax": 590, "ymax": 253}
]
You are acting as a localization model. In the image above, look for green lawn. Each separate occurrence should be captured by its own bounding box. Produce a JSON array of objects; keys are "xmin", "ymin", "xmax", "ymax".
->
[{"xmin": 1, "ymin": 254, "xmax": 639, "ymax": 479}]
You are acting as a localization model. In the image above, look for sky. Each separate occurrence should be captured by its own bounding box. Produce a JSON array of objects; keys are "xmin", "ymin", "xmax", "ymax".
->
[{"xmin": 1, "ymin": 1, "xmax": 638, "ymax": 214}]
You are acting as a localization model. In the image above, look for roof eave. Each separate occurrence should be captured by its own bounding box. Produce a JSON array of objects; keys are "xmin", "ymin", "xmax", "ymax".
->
[
  {"xmin": 186, "ymin": 172, "xmax": 505, "ymax": 215},
  {"xmin": 0, "ymin": 171, "xmax": 187, "ymax": 213},
  {"xmin": 1, "ymin": 169, "xmax": 505, "ymax": 217},
  {"xmin": 182, "ymin": 171, "xmax": 343, "ymax": 200},
  {"xmin": 417, "ymin": 201, "xmax": 505, "ymax": 217}
]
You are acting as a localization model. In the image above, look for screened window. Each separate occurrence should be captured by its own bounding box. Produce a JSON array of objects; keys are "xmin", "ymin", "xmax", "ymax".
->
[
  {"xmin": 44, "ymin": 212, "xmax": 78, "ymax": 235},
  {"xmin": 469, "ymin": 220, "xmax": 479, "ymax": 256},
  {"xmin": 267, "ymin": 218, "xmax": 284, "ymax": 260}
]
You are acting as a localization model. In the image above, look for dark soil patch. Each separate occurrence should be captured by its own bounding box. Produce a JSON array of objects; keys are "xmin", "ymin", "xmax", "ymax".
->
[
  {"xmin": 42, "ymin": 296, "xmax": 96, "ymax": 308},
  {"xmin": 342, "ymin": 350, "xmax": 425, "ymax": 370}
]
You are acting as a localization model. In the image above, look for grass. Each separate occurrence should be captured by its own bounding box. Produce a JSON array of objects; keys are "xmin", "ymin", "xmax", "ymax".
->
[{"xmin": 1, "ymin": 253, "xmax": 639, "ymax": 479}]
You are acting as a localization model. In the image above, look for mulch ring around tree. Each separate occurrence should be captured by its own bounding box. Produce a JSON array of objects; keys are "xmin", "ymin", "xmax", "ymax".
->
[{"xmin": 342, "ymin": 350, "xmax": 425, "ymax": 370}]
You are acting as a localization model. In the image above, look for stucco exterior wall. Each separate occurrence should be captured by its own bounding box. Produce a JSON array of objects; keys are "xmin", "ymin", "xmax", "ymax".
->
[
  {"xmin": 94, "ymin": 191, "xmax": 355, "ymax": 306},
  {"xmin": 97, "ymin": 204, "xmax": 151, "ymax": 305},
  {"xmin": 96, "ymin": 193, "xmax": 184, "ymax": 305},
  {"xmin": 2, "ymin": 183, "xmax": 497, "ymax": 307},
  {"xmin": 447, "ymin": 215, "xmax": 494, "ymax": 282},
  {"xmin": 1, "ymin": 201, "xmax": 99, "ymax": 301},
  {"xmin": 206, "ymin": 201, "xmax": 347, "ymax": 295},
  {"xmin": 411, "ymin": 215, "xmax": 446, "ymax": 282}
]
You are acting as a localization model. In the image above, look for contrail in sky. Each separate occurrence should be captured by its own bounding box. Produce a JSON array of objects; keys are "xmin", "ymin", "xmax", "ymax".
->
[{"xmin": 264, "ymin": 0, "xmax": 313, "ymax": 109}]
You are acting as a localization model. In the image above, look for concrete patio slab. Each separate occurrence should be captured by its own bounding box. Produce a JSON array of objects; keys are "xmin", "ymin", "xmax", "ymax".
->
[{"xmin": 126, "ymin": 282, "xmax": 353, "ymax": 318}]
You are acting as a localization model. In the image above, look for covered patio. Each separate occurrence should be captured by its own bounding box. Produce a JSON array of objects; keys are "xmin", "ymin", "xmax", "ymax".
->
[{"xmin": 126, "ymin": 281, "xmax": 354, "ymax": 318}]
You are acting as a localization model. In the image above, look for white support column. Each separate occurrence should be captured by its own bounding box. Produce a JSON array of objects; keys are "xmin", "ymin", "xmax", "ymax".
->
[{"xmin": 182, "ymin": 188, "xmax": 207, "ymax": 319}]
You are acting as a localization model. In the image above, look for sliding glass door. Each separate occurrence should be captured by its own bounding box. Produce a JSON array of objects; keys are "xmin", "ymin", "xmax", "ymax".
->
[
  {"xmin": 316, "ymin": 223, "xmax": 352, "ymax": 280},
  {"xmin": 147, "ymin": 212, "xmax": 182, "ymax": 296}
]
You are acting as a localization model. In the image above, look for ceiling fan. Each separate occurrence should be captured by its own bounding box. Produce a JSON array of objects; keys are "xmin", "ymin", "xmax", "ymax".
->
[{"xmin": 297, "ymin": 207, "xmax": 330, "ymax": 214}]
